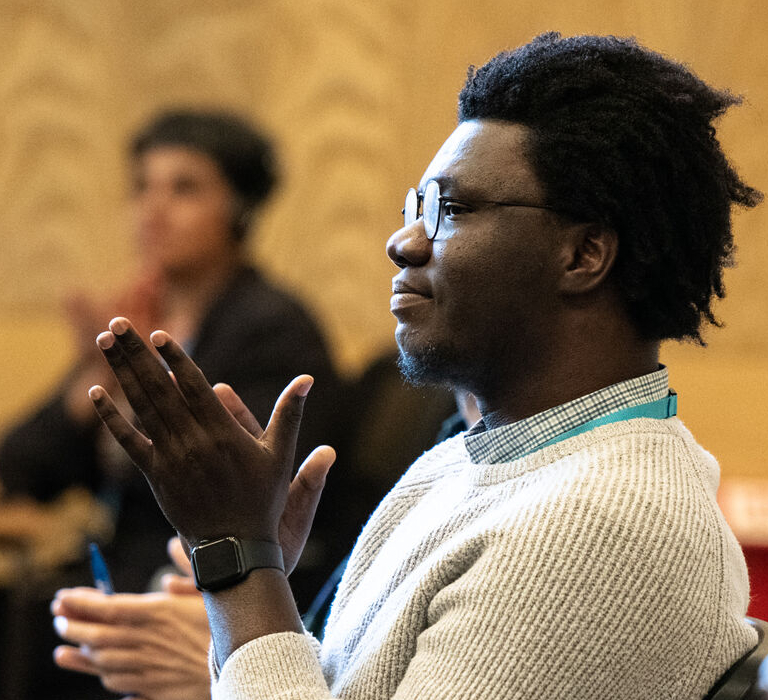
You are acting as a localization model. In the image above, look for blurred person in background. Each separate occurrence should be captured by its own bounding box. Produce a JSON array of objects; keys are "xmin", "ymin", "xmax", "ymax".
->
[
  {"xmin": 0, "ymin": 109, "xmax": 339, "ymax": 594},
  {"xmin": 0, "ymin": 109, "xmax": 339, "ymax": 699}
]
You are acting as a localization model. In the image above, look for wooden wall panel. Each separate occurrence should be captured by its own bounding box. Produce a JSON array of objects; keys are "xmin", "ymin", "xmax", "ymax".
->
[{"xmin": 0, "ymin": 0, "xmax": 766, "ymax": 479}]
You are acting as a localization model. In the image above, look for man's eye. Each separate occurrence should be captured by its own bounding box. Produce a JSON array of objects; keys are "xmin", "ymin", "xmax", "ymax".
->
[{"xmin": 442, "ymin": 202, "xmax": 469, "ymax": 217}]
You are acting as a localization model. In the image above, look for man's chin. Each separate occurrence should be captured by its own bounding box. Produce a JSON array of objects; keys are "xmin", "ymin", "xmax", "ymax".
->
[{"xmin": 396, "ymin": 344, "xmax": 459, "ymax": 388}]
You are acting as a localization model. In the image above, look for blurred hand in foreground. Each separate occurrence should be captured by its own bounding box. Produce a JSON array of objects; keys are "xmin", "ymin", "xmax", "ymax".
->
[{"xmin": 52, "ymin": 582, "xmax": 210, "ymax": 700}]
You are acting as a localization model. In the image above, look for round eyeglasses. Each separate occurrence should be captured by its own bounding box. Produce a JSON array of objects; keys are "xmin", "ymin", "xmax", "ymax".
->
[{"xmin": 403, "ymin": 179, "xmax": 555, "ymax": 240}]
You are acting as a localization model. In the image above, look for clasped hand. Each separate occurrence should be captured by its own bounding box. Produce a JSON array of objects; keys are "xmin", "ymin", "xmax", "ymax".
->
[
  {"xmin": 90, "ymin": 317, "xmax": 334, "ymax": 563},
  {"xmin": 52, "ymin": 538, "xmax": 210, "ymax": 700}
]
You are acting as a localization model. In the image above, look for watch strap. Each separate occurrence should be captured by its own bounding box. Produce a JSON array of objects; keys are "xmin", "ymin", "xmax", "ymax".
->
[{"xmin": 240, "ymin": 539, "xmax": 284, "ymax": 573}]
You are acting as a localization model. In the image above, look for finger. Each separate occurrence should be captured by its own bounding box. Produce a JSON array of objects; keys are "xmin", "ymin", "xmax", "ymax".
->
[
  {"xmin": 52, "ymin": 586, "xmax": 100, "ymax": 609},
  {"xmin": 76, "ymin": 645, "xmax": 150, "ymax": 674},
  {"xmin": 53, "ymin": 588, "xmax": 164, "ymax": 626},
  {"xmin": 89, "ymin": 386, "xmax": 153, "ymax": 468},
  {"xmin": 53, "ymin": 616, "xmax": 143, "ymax": 649},
  {"xmin": 59, "ymin": 647, "xmax": 149, "ymax": 698},
  {"xmin": 58, "ymin": 647, "xmax": 148, "ymax": 698},
  {"xmin": 262, "ymin": 375, "xmax": 313, "ymax": 469},
  {"xmin": 54, "ymin": 644, "xmax": 100, "ymax": 677},
  {"xmin": 51, "ymin": 586, "xmax": 104, "ymax": 617},
  {"xmin": 150, "ymin": 331, "xmax": 234, "ymax": 428},
  {"xmin": 294, "ymin": 445, "xmax": 336, "ymax": 492},
  {"xmin": 65, "ymin": 644, "xmax": 168, "ymax": 697},
  {"xmin": 110, "ymin": 318, "xmax": 195, "ymax": 424},
  {"xmin": 96, "ymin": 328, "xmax": 169, "ymax": 443},
  {"xmin": 104, "ymin": 318, "xmax": 196, "ymax": 440},
  {"xmin": 167, "ymin": 536, "xmax": 193, "ymax": 575},
  {"xmin": 213, "ymin": 383, "xmax": 264, "ymax": 437}
]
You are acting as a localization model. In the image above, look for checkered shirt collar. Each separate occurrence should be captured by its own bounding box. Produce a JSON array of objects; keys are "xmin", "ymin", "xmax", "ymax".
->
[{"xmin": 464, "ymin": 366, "xmax": 670, "ymax": 465}]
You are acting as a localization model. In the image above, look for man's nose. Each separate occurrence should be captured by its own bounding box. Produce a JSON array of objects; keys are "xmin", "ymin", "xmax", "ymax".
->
[{"xmin": 386, "ymin": 220, "xmax": 432, "ymax": 269}]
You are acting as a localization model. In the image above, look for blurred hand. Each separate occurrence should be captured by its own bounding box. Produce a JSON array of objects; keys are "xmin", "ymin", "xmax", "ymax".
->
[
  {"xmin": 62, "ymin": 293, "xmax": 119, "ymax": 425},
  {"xmin": 62, "ymin": 271, "xmax": 164, "ymax": 426},
  {"xmin": 65, "ymin": 269, "xmax": 163, "ymax": 360},
  {"xmin": 52, "ymin": 587, "xmax": 210, "ymax": 700}
]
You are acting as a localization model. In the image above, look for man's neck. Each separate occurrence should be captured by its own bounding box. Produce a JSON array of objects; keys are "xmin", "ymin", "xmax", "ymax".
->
[{"xmin": 475, "ymin": 342, "xmax": 660, "ymax": 431}]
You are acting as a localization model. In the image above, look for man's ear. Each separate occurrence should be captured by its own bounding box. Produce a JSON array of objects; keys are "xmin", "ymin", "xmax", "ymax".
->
[{"xmin": 557, "ymin": 223, "xmax": 618, "ymax": 295}]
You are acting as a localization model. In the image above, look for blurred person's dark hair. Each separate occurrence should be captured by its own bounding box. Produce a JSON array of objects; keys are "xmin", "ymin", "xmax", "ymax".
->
[{"xmin": 130, "ymin": 109, "xmax": 279, "ymax": 241}]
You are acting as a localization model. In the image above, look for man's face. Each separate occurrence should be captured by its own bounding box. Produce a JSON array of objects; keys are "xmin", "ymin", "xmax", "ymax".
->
[{"xmin": 386, "ymin": 119, "xmax": 567, "ymax": 395}]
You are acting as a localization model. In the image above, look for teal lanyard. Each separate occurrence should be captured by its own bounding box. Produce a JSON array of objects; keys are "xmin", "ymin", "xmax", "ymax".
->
[{"xmin": 535, "ymin": 392, "xmax": 678, "ymax": 453}]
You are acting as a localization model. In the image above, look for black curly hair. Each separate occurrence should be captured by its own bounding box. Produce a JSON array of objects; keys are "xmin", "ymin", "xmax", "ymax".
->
[
  {"xmin": 131, "ymin": 109, "xmax": 279, "ymax": 241},
  {"xmin": 458, "ymin": 32, "xmax": 762, "ymax": 343}
]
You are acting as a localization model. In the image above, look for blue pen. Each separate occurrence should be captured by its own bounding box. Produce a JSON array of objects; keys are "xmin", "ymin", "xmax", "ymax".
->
[{"xmin": 89, "ymin": 542, "xmax": 115, "ymax": 594}]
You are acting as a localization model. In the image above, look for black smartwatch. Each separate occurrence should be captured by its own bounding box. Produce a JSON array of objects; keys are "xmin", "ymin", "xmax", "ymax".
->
[{"xmin": 190, "ymin": 537, "xmax": 284, "ymax": 592}]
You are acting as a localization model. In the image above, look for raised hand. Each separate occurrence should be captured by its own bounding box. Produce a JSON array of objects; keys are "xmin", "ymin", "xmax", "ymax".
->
[{"xmin": 89, "ymin": 316, "xmax": 325, "ymax": 551}]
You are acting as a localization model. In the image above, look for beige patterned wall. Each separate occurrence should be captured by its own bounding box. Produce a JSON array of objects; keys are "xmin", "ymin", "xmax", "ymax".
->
[{"xmin": 1, "ymin": 0, "xmax": 766, "ymax": 478}]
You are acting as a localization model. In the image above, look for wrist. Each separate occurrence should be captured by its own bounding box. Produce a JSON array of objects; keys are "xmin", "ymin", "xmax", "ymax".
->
[{"xmin": 203, "ymin": 568, "xmax": 302, "ymax": 667}]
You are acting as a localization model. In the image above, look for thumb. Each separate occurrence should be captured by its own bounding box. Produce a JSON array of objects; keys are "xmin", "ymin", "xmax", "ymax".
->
[
  {"xmin": 294, "ymin": 445, "xmax": 336, "ymax": 493},
  {"xmin": 263, "ymin": 375, "xmax": 313, "ymax": 465},
  {"xmin": 279, "ymin": 445, "xmax": 336, "ymax": 574}
]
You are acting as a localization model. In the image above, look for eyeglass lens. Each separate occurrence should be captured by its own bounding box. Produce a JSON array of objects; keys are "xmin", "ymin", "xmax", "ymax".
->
[
  {"xmin": 404, "ymin": 188, "xmax": 419, "ymax": 227},
  {"xmin": 423, "ymin": 180, "xmax": 440, "ymax": 239},
  {"xmin": 403, "ymin": 180, "xmax": 442, "ymax": 239}
]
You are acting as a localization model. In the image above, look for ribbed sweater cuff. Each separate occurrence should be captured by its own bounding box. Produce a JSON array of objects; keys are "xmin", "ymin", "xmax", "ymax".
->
[{"xmin": 213, "ymin": 632, "xmax": 328, "ymax": 700}]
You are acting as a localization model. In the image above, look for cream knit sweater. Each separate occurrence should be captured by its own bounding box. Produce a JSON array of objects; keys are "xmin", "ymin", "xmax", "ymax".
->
[{"xmin": 214, "ymin": 417, "xmax": 756, "ymax": 699}]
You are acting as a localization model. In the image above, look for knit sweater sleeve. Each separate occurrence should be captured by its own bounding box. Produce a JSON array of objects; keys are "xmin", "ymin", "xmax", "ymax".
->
[{"xmin": 213, "ymin": 632, "xmax": 329, "ymax": 700}]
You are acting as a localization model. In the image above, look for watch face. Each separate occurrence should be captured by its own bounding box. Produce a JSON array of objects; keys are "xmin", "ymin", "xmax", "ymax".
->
[{"xmin": 192, "ymin": 538, "xmax": 244, "ymax": 590}]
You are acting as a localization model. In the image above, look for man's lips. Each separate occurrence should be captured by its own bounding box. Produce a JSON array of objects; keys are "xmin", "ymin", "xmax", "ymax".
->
[{"xmin": 390, "ymin": 279, "xmax": 432, "ymax": 314}]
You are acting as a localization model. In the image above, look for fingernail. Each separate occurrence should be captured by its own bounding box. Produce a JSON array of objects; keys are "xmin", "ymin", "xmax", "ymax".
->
[
  {"xmin": 96, "ymin": 332, "xmax": 114, "ymax": 350},
  {"xmin": 297, "ymin": 376, "xmax": 314, "ymax": 397},
  {"xmin": 150, "ymin": 330, "xmax": 168, "ymax": 347},
  {"xmin": 110, "ymin": 317, "xmax": 128, "ymax": 335},
  {"xmin": 88, "ymin": 386, "xmax": 104, "ymax": 401},
  {"xmin": 53, "ymin": 616, "xmax": 68, "ymax": 636}
]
